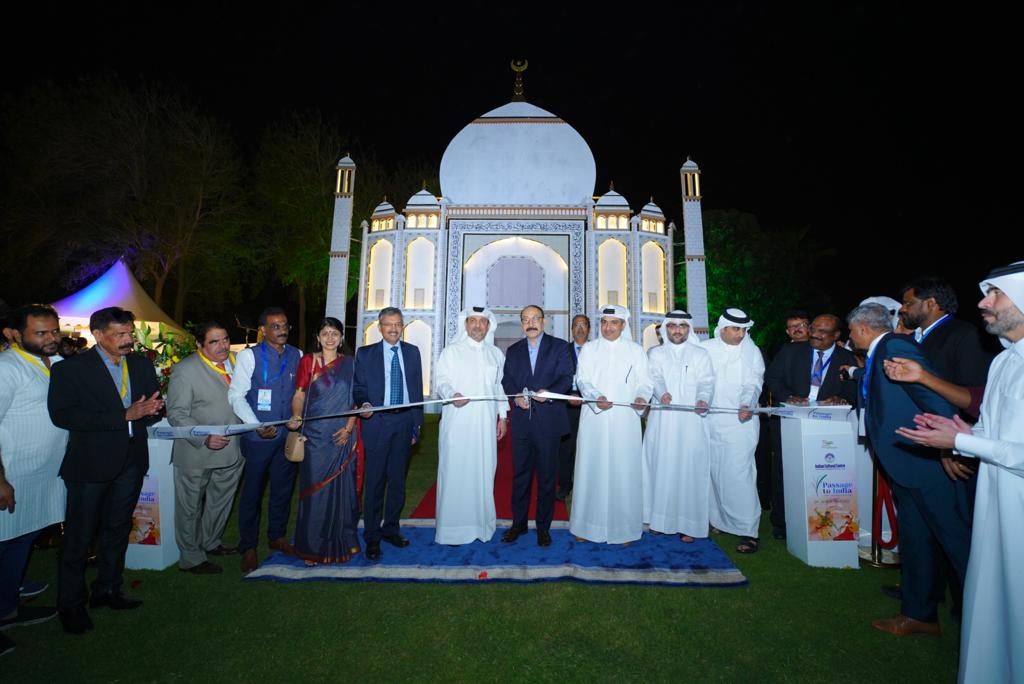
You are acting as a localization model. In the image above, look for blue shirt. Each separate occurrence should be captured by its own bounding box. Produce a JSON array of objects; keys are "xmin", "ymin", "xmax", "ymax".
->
[
  {"xmin": 102, "ymin": 351, "xmax": 132, "ymax": 436},
  {"xmin": 383, "ymin": 342, "xmax": 410, "ymax": 406},
  {"xmin": 528, "ymin": 333, "xmax": 544, "ymax": 373}
]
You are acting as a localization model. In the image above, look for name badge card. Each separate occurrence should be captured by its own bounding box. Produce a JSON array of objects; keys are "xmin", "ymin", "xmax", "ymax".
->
[{"xmin": 257, "ymin": 389, "xmax": 273, "ymax": 412}]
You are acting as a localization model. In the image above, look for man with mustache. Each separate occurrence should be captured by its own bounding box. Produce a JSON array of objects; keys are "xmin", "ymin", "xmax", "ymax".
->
[
  {"xmin": 556, "ymin": 314, "xmax": 590, "ymax": 501},
  {"xmin": 48, "ymin": 307, "xmax": 164, "ymax": 634},
  {"xmin": 897, "ymin": 261, "xmax": 1024, "ymax": 682},
  {"xmin": 764, "ymin": 314, "xmax": 858, "ymax": 539},
  {"xmin": 500, "ymin": 305, "xmax": 574, "ymax": 546},
  {"xmin": 228, "ymin": 307, "xmax": 302, "ymax": 573},
  {"xmin": 0, "ymin": 305, "xmax": 69, "ymax": 653}
]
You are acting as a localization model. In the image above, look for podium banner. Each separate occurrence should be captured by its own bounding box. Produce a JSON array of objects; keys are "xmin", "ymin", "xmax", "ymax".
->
[{"xmin": 804, "ymin": 435, "xmax": 858, "ymax": 542}]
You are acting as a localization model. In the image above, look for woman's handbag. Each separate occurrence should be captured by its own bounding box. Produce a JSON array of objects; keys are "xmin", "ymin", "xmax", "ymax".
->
[{"xmin": 284, "ymin": 355, "xmax": 315, "ymax": 462}]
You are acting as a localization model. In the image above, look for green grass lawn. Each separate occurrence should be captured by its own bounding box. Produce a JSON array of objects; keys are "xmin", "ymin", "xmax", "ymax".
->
[{"xmin": 5, "ymin": 416, "xmax": 960, "ymax": 682}]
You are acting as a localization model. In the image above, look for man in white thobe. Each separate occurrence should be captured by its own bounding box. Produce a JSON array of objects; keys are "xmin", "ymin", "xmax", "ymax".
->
[
  {"xmin": 433, "ymin": 306, "xmax": 508, "ymax": 545},
  {"xmin": 642, "ymin": 311, "xmax": 714, "ymax": 541},
  {"xmin": 570, "ymin": 306, "xmax": 653, "ymax": 544},
  {"xmin": 897, "ymin": 261, "xmax": 1024, "ymax": 684},
  {"xmin": 703, "ymin": 308, "xmax": 765, "ymax": 553}
]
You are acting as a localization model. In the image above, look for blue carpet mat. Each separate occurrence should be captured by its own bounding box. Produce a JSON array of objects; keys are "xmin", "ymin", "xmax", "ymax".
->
[{"xmin": 245, "ymin": 520, "xmax": 747, "ymax": 587}]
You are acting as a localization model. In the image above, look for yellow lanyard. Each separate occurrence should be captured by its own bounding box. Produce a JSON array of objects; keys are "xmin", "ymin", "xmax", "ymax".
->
[
  {"xmin": 198, "ymin": 351, "xmax": 235, "ymax": 377},
  {"xmin": 11, "ymin": 344, "xmax": 51, "ymax": 377},
  {"xmin": 118, "ymin": 358, "xmax": 128, "ymax": 399}
]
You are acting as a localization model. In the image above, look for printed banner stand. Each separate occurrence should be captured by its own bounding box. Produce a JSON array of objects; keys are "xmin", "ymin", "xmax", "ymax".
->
[
  {"xmin": 125, "ymin": 419, "xmax": 180, "ymax": 570},
  {"xmin": 780, "ymin": 404, "xmax": 859, "ymax": 569}
]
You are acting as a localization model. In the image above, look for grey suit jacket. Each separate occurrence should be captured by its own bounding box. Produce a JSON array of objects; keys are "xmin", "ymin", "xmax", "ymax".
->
[{"xmin": 166, "ymin": 352, "xmax": 242, "ymax": 470}]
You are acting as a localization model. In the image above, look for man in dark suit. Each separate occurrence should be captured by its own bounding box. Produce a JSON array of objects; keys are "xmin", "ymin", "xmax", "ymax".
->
[
  {"xmin": 500, "ymin": 305, "xmax": 575, "ymax": 547},
  {"xmin": 764, "ymin": 314, "xmax": 858, "ymax": 538},
  {"xmin": 557, "ymin": 314, "xmax": 590, "ymax": 501},
  {"xmin": 47, "ymin": 307, "xmax": 164, "ymax": 635},
  {"xmin": 847, "ymin": 303, "xmax": 970, "ymax": 637},
  {"xmin": 353, "ymin": 307, "xmax": 423, "ymax": 562}
]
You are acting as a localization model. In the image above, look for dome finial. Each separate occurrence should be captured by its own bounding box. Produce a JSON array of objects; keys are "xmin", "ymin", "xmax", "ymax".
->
[
  {"xmin": 511, "ymin": 59, "xmax": 528, "ymax": 102},
  {"xmin": 609, "ymin": 180, "xmax": 615, "ymax": 192}
]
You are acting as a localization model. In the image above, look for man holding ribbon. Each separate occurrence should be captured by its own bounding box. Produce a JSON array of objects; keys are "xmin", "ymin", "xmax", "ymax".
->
[
  {"xmin": 434, "ymin": 306, "xmax": 508, "ymax": 545},
  {"xmin": 641, "ymin": 310, "xmax": 714, "ymax": 542},
  {"xmin": 570, "ymin": 305, "xmax": 652, "ymax": 545},
  {"xmin": 0, "ymin": 305, "xmax": 67, "ymax": 651},
  {"xmin": 48, "ymin": 307, "xmax": 163, "ymax": 634},
  {"xmin": 166, "ymin": 320, "xmax": 243, "ymax": 575},
  {"xmin": 703, "ymin": 308, "xmax": 765, "ymax": 554},
  {"xmin": 228, "ymin": 306, "xmax": 302, "ymax": 573}
]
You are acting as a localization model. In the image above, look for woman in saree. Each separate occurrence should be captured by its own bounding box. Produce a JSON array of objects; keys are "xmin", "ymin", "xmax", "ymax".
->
[{"xmin": 287, "ymin": 317, "xmax": 360, "ymax": 564}]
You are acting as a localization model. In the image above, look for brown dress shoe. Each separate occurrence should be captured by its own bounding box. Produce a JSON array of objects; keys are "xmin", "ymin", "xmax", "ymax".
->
[
  {"xmin": 207, "ymin": 544, "xmax": 238, "ymax": 556},
  {"xmin": 241, "ymin": 549, "xmax": 259, "ymax": 574},
  {"xmin": 871, "ymin": 614, "xmax": 941, "ymax": 636}
]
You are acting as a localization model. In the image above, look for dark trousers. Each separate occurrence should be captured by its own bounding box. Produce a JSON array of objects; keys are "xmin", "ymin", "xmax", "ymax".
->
[
  {"xmin": 511, "ymin": 428, "xmax": 560, "ymax": 532},
  {"xmin": 0, "ymin": 530, "xmax": 39, "ymax": 616},
  {"xmin": 891, "ymin": 478, "xmax": 972, "ymax": 623},
  {"xmin": 558, "ymin": 405, "xmax": 581, "ymax": 493},
  {"xmin": 362, "ymin": 411, "xmax": 414, "ymax": 544},
  {"xmin": 58, "ymin": 452, "xmax": 146, "ymax": 610},
  {"xmin": 238, "ymin": 438, "xmax": 297, "ymax": 552},
  {"xmin": 768, "ymin": 416, "xmax": 786, "ymax": 530}
]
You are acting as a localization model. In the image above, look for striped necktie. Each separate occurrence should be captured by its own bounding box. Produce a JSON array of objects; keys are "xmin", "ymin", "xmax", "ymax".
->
[{"xmin": 389, "ymin": 346, "xmax": 403, "ymax": 405}]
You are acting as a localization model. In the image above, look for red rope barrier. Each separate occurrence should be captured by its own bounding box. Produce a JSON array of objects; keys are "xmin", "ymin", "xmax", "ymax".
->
[{"xmin": 873, "ymin": 471, "xmax": 899, "ymax": 549}]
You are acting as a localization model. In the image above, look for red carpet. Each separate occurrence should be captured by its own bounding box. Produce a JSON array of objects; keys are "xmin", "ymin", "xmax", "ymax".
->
[{"xmin": 411, "ymin": 430, "xmax": 569, "ymax": 521}]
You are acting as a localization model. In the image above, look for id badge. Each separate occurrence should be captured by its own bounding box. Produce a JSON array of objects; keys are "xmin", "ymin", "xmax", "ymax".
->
[{"xmin": 257, "ymin": 388, "xmax": 273, "ymax": 412}]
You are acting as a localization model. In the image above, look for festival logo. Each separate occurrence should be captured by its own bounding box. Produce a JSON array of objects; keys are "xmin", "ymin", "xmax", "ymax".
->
[
  {"xmin": 807, "ymin": 474, "xmax": 857, "ymax": 542},
  {"xmin": 129, "ymin": 474, "xmax": 161, "ymax": 545}
]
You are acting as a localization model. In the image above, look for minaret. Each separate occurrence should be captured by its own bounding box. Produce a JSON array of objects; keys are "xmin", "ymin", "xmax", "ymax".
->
[
  {"xmin": 326, "ymin": 155, "xmax": 356, "ymax": 322},
  {"xmin": 680, "ymin": 158, "xmax": 710, "ymax": 339}
]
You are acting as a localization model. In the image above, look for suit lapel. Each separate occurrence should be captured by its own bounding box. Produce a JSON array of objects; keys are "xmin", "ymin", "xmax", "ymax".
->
[{"xmin": 89, "ymin": 346, "xmax": 127, "ymax": 408}]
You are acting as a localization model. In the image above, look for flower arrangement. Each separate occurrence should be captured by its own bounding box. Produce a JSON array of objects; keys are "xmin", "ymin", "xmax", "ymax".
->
[{"xmin": 134, "ymin": 322, "xmax": 196, "ymax": 396}]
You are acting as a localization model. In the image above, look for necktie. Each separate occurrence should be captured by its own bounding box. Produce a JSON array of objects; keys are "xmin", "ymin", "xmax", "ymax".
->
[
  {"xmin": 389, "ymin": 346, "xmax": 403, "ymax": 406},
  {"xmin": 216, "ymin": 362, "xmax": 231, "ymax": 385},
  {"xmin": 811, "ymin": 351, "xmax": 823, "ymax": 388}
]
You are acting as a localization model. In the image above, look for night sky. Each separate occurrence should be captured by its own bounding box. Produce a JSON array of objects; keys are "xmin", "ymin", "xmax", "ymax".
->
[{"xmin": 2, "ymin": 3, "xmax": 1015, "ymax": 318}]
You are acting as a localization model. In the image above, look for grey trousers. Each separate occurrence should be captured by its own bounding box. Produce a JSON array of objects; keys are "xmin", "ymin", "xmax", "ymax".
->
[{"xmin": 173, "ymin": 459, "xmax": 244, "ymax": 569}]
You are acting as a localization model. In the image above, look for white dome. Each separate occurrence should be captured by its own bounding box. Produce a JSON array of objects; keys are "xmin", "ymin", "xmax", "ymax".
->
[
  {"xmin": 641, "ymin": 200, "xmax": 664, "ymax": 218},
  {"xmin": 440, "ymin": 101, "xmax": 596, "ymax": 206},
  {"xmin": 681, "ymin": 157, "xmax": 699, "ymax": 171},
  {"xmin": 405, "ymin": 189, "xmax": 440, "ymax": 209},
  {"xmin": 372, "ymin": 200, "xmax": 395, "ymax": 216},
  {"xmin": 594, "ymin": 190, "xmax": 630, "ymax": 211}
]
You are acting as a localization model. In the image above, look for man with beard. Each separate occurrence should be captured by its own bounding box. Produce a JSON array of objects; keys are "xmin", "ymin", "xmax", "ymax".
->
[
  {"xmin": 764, "ymin": 314, "xmax": 857, "ymax": 539},
  {"xmin": 0, "ymin": 305, "xmax": 68, "ymax": 651},
  {"xmin": 48, "ymin": 307, "xmax": 164, "ymax": 634},
  {"xmin": 704, "ymin": 309, "xmax": 766, "ymax": 553},
  {"xmin": 570, "ymin": 306, "xmax": 652, "ymax": 544},
  {"xmin": 641, "ymin": 311, "xmax": 714, "ymax": 541},
  {"xmin": 434, "ymin": 307, "xmax": 508, "ymax": 545},
  {"xmin": 228, "ymin": 307, "xmax": 302, "ymax": 573},
  {"xmin": 897, "ymin": 261, "xmax": 1024, "ymax": 682}
]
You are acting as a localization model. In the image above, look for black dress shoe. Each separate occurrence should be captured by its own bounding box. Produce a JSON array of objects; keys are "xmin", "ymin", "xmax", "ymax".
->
[
  {"xmin": 537, "ymin": 529, "xmax": 552, "ymax": 547},
  {"xmin": 772, "ymin": 527, "xmax": 787, "ymax": 540},
  {"xmin": 206, "ymin": 544, "xmax": 238, "ymax": 556},
  {"xmin": 501, "ymin": 526, "xmax": 528, "ymax": 543},
  {"xmin": 182, "ymin": 560, "xmax": 223, "ymax": 575},
  {"xmin": 365, "ymin": 543, "xmax": 382, "ymax": 561},
  {"xmin": 381, "ymin": 534, "xmax": 410, "ymax": 548},
  {"xmin": 59, "ymin": 606, "xmax": 93, "ymax": 635},
  {"xmin": 89, "ymin": 591, "xmax": 142, "ymax": 610}
]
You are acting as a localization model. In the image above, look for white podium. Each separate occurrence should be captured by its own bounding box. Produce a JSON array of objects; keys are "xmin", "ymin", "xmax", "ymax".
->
[
  {"xmin": 125, "ymin": 419, "xmax": 180, "ymax": 570},
  {"xmin": 779, "ymin": 404, "xmax": 859, "ymax": 569}
]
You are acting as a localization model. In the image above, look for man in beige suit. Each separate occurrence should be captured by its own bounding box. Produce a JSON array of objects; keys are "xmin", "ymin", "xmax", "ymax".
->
[{"xmin": 166, "ymin": 321, "xmax": 244, "ymax": 575}]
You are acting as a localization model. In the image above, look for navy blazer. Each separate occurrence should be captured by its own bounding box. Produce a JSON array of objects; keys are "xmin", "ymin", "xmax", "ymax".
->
[
  {"xmin": 352, "ymin": 340, "xmax": 424, "ymax": 439},
  {"xmin": 765, "ymin": 341, "xmax": 858, "ymax": 406},
  {"xmin": 48, "ymin": 346, "xmax": 162, "ymax": 482},
  {"xmin": 864, "ymin": 334, "xmax": 956, "ymax": 488},
  {"xmin": 501, "ymin": 334, "xmax": 575, "ymax": 438}
]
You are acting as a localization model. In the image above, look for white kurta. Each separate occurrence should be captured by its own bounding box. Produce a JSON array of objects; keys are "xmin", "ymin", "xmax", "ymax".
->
[
  {"xmin": 0, "ymin": 351, "xmax": 68, "ymax": 541},
  {"xmin": 703, "ymin": 337, "xmax": 764, "ymax": 538},
  {"xmin": 433, "ymin": 338, "xmax": 507, "ymax": 545},
  {"xmin": 642, "ymin": 341, "xmax": 715, "ymax": 536},
  {"xmin": 953, "ymin": 338, "xmax": 1024, "ymax": 684},
  {"xmin": 570, "ymin": 336, "xmax": 654, "ymax": 543}
]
